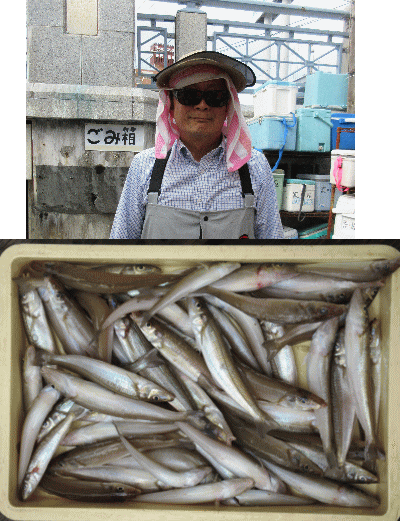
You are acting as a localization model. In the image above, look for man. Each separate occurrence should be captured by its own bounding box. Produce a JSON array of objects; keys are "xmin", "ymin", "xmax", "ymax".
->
[{"xmin": 110, "ymin": 50, "xmax": 284, "ymax": 239}]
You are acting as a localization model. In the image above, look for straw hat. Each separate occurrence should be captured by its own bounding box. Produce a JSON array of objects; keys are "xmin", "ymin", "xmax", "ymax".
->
[{"xmin": 153, "ymin": 50, "xmax": 256, "ymax": 93}]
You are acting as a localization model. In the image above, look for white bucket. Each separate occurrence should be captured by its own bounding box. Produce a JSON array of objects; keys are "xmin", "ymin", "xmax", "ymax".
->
[
  {"xmin": 282, "ymin": 180, "xmax": 315, "ymax": 212},
  {"xmin": 330, "ymin": 149, "xmax": 355, "ymax": 188}
]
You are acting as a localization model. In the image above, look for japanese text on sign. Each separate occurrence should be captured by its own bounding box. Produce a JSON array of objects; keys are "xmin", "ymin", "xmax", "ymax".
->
[{"xmin": 84, "ymin": 124, "xmax": 145, "ymax": 151}]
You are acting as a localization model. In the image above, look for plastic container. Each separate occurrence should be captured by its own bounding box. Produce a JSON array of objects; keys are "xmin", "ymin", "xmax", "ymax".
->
[
  {"xmin": 296, "ymin": 174, "xmax": 333, "ymax": 212},
  {"xmin": 253, "ymin": 80, "xmax": 298, "ymax": 117},
  {"xmin": 331, "ymin": 113, "xmax": 355, "ymax": 150},
  {"xmin": 282, "ymin": 226, "xmax": 299, "ymax": 239},
  {"xmin": 1, "ymin": 243, "xmax": 400, "ymax": 521},
  {"xmin": 330, "ymin": 149, "xmax": 355, "ymax": 188},
  {"xmin": 332, "ymin": 193, "xmax": 355, "ymax": 239},
  {"xmin": 282, "ymin": 179, "xmax": 315, "ymax": 212},
  {"xmin": 272, "ymin": 170, "xmax": 285, "ymax": 210},
  {"xmin": 298, "ymin": 223, "xmax": 329, "ymax": 239},
  {"xmin": 248, "ymin": 114, "xmax": 297, "ymax": 151},
  {"xmin": 304, "ymin": 71, "xmax": 348, "ymax": 110},
  {"xmin": 295, "ymin": 108, "xmax": 332, "ymax": 152}
]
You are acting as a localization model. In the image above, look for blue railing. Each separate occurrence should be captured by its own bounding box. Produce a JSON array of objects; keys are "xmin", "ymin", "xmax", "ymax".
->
[{"xmin": 136, "ymin": 10, "xmax": 349, "ymax": 92}]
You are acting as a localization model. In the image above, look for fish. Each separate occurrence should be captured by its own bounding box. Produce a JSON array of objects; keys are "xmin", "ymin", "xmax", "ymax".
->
[
  {"xmin": 22, "ymin": 345, "xmax": 43, "ymax": 411},
  {"xmin": 209, "ymin": 263, "xmax": 300, "ymax": 292},
  {"xmin": 228, "ymin": 416, "xmax": 323, "ymax": 475},
  {"xmin": 203, "ymin": 294, "xmax": 272, "ymax": 376},
  {"xmin": 114, "ymin": 423, "xmax": 213, "ymax": 488},
  {"xmin": 331, "ymin": 328, "xmax": 356, "ymax": 468},
  {"xmin": 133, "ymin": 478, "xmax": 254, "ymax": 504},
  {"xmin": 262, "ymin": 460, "xmax": 379, "ymax": 507},
  {"xmin": 60, "ymin": 421, "xmax": 179, "ymax": 446},
  {"xmin": 262, "ymin": 321, "xmax": 324, "ymax": 361},
  {"xmin": 187, "ymin": 297, "xmax": 278, "ymax": 429},
  {"xmin": 306, "ymin": 317, "xmax": 340, "ymax": 468},
  {"xmin": 175, "ymin": 421, "xmax": 276, "ymax": 491},
  {"xmin": 369, "ymin": 318, "xmax": 382, "ymax": 430},
  {"xmin": 140, "ymin": 262, "xmax": 241, "ymax": 325},
  {"xmin": 204, "ymin": 286, "xmax": 348, "ymax": 325},
  {"xmin": 18, "ymin": 385, "xmax": 61, "ymax": 487},
  {"xmin": 40, "ymin": 366, "xmax": 194, "ymax": 422},
  {"xmin": 253, "ymin": 274, "xmax": 384, "ymax": 303},
  {"xmin": 294, "ymin": 256, "xmax": 400, "ymax": 282},
  {"xmin": 27, "ymin": 260, "xmax": 183, "ymax": 293},
  {"xmin": 36, "ymin": 276, "xmax": 98, "ymax": 358},
  {"xmin": 21, "ymin": 411, "xmax": 76, "ymax": 500},
  {"xmin": 39, "ymin": 473, "xmax": 141, "ymax": 501},
  {"xmin": 235, "ymin": 489, "xmax": 316, "ymax": 506},
  {"xmin": 17, "ymin": 279, "xmax": 57, "ymax": 352},
  {"xmin": 344, "ymin": 288, "xmax": 378, "ymax": 470},
  {"xmin": 34, "ymin": 348, "xmax": 175, "ymax": 402}
]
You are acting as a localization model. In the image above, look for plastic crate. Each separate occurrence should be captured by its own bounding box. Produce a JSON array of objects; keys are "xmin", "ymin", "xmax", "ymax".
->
[
  {"xmin": 248, "ymin": 114, "xmax": 297, "ymax": 151},
  {"xmin": 332, "ymin": 193, "xmax": 355, "ymax": 239},
  {"xmin": 1, "ymin": 244, "xmax": 399, "ymax": 521},
  {"xmin": 331, "ymin": 113, "xmax": 355, "ymax": 150},
  {"xmin": 282, "ymin": 226, "xmax": 299, "ymax": 239},
  {"xmin": 304, "ymin": 71, "xmax": 348, "ymax": 110},
  {"xmin": 295, "ymin": 108, "xmax": 332, "ymax": 152},
  {"xmin": 253, "ymin": 81, "xmax": 298, "ymax": 117}
]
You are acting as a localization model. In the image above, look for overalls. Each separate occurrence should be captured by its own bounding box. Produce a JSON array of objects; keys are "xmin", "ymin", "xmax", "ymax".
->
[{"xmin": 141, "ymin": 152, "xmax": 256, "ymax": 239}]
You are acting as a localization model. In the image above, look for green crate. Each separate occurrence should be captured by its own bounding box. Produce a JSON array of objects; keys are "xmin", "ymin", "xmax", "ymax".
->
[
  {"xmin": 272, "ymin": 170, "xmax": 284, "ymax": 210},
  {"xmin": 298, "ymin": 222, "xmax": 331, "ymax": 239}
]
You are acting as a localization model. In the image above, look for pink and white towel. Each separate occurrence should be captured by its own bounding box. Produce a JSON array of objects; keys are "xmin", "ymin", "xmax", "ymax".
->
[{"xmin": 154, "ymin": 64, "xmax": 252, "ymax": 173}]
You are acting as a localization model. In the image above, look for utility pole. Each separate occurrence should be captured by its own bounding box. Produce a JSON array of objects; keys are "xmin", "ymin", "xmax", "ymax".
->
[{"xmin": 346, "ymin": 0, "xmax": 355, "ymax": 112}]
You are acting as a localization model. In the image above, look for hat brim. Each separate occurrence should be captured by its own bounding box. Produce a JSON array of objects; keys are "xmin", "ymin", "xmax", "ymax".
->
[{"xmin": 153, "ymin": 51, "xmax": 256, "ymax": 93}]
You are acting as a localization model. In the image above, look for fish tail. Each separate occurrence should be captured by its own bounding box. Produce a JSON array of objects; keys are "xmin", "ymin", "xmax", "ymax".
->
[
  {"xmin": 325, "ymin": 448, "xmax": 339, "ymax": 470},
  {"xmin": 185, "ymin": 410, "xmax": 208, "ymax": 430},
  {"xmin": 363, "ymin": 442, "xmax": 378, "ymax": 473},
  {"xmin": 31, "ymin": 346, "xmax": 53, "ymax": 366},
  {"xmin": 124, "ymin": 348, "xmax": 165, "ymax": 372}
]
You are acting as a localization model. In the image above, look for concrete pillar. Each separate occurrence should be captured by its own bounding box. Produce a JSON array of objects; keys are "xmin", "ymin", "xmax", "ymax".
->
[
  {"xmin": 175, "ymin": 9, "xmax": 207, "ymax": 60},
  {"xmin": 280, "ymin": 0, "xmax": 291, "ymax": 80}
]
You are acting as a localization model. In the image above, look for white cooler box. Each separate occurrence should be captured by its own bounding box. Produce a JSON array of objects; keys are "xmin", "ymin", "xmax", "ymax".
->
[
  {"xmin": 282, "ymin": 179, "xmax": 315, "ymax": 212},
  {"xmin": 332, "ymin": 193, "xmax": 355, "ymax": 238},
  {"xmin": 330, "ymin": 149, "xmax": 355, "ymax": 189},
  {"xmin": 253, "ymin": 81, "xmax": 298, "ymax": 118}
]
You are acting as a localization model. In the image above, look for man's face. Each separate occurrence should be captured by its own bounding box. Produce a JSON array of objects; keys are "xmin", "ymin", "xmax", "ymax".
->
[{"xmin": 171, "ymin": 78, "xmax": 229, "ymax": 146}]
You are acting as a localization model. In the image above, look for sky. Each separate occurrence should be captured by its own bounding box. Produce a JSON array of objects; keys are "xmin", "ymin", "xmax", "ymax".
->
[{"xmin": 2, "ymin": 1, "xmax": 400, "ymax": 238}]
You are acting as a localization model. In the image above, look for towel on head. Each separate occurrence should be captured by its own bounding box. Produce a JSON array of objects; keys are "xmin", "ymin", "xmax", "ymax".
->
[{"xmin": 154, "ymin": 64, "xmax": 252, "ymax": 173}]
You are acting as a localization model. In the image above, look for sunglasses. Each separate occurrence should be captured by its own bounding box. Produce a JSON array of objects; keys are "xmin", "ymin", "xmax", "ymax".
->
[{"xmin": 172, "ymin": 88, "xmax": 230, "ymax": 108}]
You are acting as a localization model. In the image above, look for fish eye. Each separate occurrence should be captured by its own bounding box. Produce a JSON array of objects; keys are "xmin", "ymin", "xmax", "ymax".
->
[
  {"xmin": 319, "ymin": 307, "xmax": 328, "ymax": 315},
  {"xmin": 153, "ymin": 395, "xmax": 159, "ymax": 401}
]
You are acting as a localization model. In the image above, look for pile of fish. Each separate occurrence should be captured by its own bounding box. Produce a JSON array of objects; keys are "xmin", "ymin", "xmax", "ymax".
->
[{"xmin": 15, "ymin": 256, "xmax": 400, "ymax": 506}]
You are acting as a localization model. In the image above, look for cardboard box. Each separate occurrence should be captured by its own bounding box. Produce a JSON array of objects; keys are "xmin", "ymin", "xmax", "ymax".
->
[{"xmin": 1, "ymin": 244, "xmax": 399, "ymax": 521}]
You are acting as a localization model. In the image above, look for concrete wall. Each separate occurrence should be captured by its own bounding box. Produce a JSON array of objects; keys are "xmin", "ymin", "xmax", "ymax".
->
[{"xmin": 26, "ymin": 0, "xmax": 161, "ymax": 239}]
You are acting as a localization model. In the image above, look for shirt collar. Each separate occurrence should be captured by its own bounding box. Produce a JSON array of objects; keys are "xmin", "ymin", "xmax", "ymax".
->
[{"xmin": 176, "ymin": 136, "xmax": 226, "ymax": 160}]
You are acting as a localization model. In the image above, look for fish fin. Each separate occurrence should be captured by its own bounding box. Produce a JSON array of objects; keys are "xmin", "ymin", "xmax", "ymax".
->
[
  {"xmin": 185, "ymin": 410, "xmax": 208, "ymax": 430},
  {"xmin": 323, "ymin": 465, "xmax": 347, "ymax": 481},
  {"xmin": 264, "ymin": 341, "xmax": 280, "ymax": 362}
]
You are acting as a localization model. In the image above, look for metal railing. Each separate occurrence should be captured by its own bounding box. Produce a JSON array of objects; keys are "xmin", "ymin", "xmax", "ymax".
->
[{"xmin": 136, "ymin": 11, "xmax": 349, "ymax": 91}]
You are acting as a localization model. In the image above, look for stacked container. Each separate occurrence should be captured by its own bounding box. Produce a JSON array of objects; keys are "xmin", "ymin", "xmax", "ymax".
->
[
  {"xmin": 295, "ymin": 108, "xmax": 332, "ymax": 152},
  {"xmin": 248, "ymin": 81, "xmax": 298, "ymax": 151},
  {"xmin": 282, "ymin": 179, "xmax": 315, "ymax": 213}
]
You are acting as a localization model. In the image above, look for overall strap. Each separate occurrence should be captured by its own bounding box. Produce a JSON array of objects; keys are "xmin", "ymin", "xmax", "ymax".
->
[
  {"xmin": 147, "ymin": 150, "xmax": 172, "ymax": 195},
  {"xmin": 238, "ymin": 162, "xmax": 253, "ymax": 196},
  {"xmin": 148, "ymin": 150, "xmax": 252, "ymax": 199}
]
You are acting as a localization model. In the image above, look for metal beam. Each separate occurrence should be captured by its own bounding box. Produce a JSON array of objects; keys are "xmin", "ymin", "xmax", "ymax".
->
[{"xmin": 151, "ymin": 0, "xmax": 350, "ymax": 20}]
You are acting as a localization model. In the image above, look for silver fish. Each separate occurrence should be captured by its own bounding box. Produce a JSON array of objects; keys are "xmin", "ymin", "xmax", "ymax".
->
[
  {"xmin": 204, "ymin": 286, "xmax": 348, "ymax": 325},
  {"xmin": 344, "ymin": 288, "xmax": 378, "ymax": 470},
  {"xmin": 262, "ymin": 460, "xmax": 379, "ymax": 507},
  {"xmin": 188, "ymin": 297, "xmax": 278, "ymax": 428},
  {"xmin": 17, "ymin": 279, "xmax": 57, "ymax": 352},
  {"xmin": 295, "ymin": 256, "xmax": 400, "ymax": 282},
  {"xmin": 21, "ymin": 411, "xmax": 75, "ymax": 500},
  {"xmin": 35, "ymin": 349, "xmax": 175, "ymax": 402},
  {"xmin": 22, "ymin": 345, "xmax": 43, "ymax": 411},
  {"xmin": 114, "ymin": 424, "xmax": 213, "ymax": 488},
  {"xmin": 140, "ymin": 262, "xmax": 241, "ymax": 325},
  {"xmin": 37, "ymin": 276, "xmax": 98, "ymax": 357},
  {"xmin": 40, "ymin": 366, "xmax": 192, "ymax": 422},
  {"xmin": 369, "ymin": 318, "xmax": 382, "ymax": 430},
  {"xmin": 306, "ymin": 317, "xmax": 340, "ymax": 468},
  {"xmin": 132, "ymin": 478, "xmax": 254, "ymax": 504},
  {"xmin": 18, "ymin": 385, "xmax": 61, "ymax": 487}
]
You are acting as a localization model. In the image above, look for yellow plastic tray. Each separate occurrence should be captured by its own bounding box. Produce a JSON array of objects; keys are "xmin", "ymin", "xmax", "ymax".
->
[{"xmin": 1, "ymin": 244, "xmax": 399, "ymax": 521}]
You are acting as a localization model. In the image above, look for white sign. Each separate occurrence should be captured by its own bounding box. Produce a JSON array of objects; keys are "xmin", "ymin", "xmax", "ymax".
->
[{"xmin": 85, "ymin": 124, "xmax": 145, "ymax": 152}]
